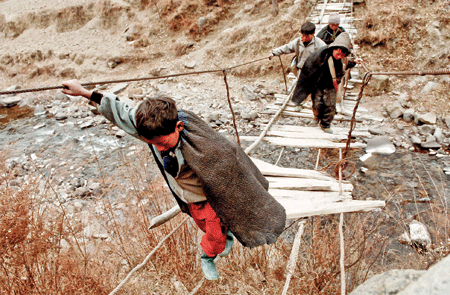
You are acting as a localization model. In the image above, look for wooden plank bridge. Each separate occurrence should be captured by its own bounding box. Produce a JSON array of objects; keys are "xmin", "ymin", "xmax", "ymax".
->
[{"xmin": 245, "ymin": 0, "xmax": 386, "ymax": 218}]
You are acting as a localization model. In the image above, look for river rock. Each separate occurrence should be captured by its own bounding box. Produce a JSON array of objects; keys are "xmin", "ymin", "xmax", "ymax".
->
[
  {"xmin": 419, "ymin": 112, "xmax": 437, "ymax": 125},
  {"xmin": 403, "ymin": 108, "xmax": 415, "ymax": 122},
  {"xmin": 418, "ymin": 124, "xmax": 435, "ymax": 136},
  {"xmin": 385, "ymin": 101, "xmax": 404, "ymax": 119},
  {"xmin": 115, "ymin": 130, "xmax": 128, "ymax": 138},
  {"xmin": 434, "ymin": 128, "xmax": 444, "ymax": 143},
  {"xmin": 420, "ymin": 81, "xmax": 438, "ymax": 94},
  {"xmin": 79, "ymin": 119, "xmax": 94, "ymax": 129},
  {"xmin": 397, "ymin": 254, "xmax": 450, "ymax": 295},
  {"xmin": 0, "ymin": 96, "xmax": 22, "ymax": 107},
  {"xmin": 34, "ymin": 105, "xmax": 47, "ymax": 116},
  {"xmin": 242, "ymin": 85, "xmax": 258, "ymax": 101},
  {"xmin": 242, "ymin": 110, "xmax": 258, "ymax": 121},
  {"xmin": 184, "ymin": 60, "xmax": 196, "ymax": 69},
  {"xmin": 410, "ymin": 135, "xmax": 422, "ymax": 145},
  {"xmin": 198, "ymin": 17, "xmax": 207, "ymax": 33},
  {"xmin": 421, "ymin": 140, "xmax": 441, "ymax": 149},
  {"xmin": 408, "ymin": 220, "xmax": 432, "ymax": 250},
  {"xmin": 365, "ymin": 136, "xmax": 396, "ymax": 154},
  {"xmin": 54, "ymin": 111, "xmax": 68, "ymax": 120},
  {"xmin": 443, "ymin": 117, "xmax": 450, "ymax": 129}
]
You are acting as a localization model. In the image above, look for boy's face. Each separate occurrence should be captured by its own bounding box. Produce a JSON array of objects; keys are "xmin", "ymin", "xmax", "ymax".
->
[
  {"xmin": 141, "ymin": 121, "xmax": 184, "ymax": 151},
  {"xmin": 329, "ymin": 23, "xmax": 339, "ymax": 31},
  {"xmin": 332, "ymin": 48, "xmax": 347, "ymax": 60},
  {"xmin": 301, "ymin": 33, "xmax": 314, "ymax": 43}
]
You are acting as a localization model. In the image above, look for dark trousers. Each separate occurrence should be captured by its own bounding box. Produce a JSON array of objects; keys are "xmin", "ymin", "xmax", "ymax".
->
[{"xmin": 312, "ymin": 88, "xmax": 336, "ymax": 128}]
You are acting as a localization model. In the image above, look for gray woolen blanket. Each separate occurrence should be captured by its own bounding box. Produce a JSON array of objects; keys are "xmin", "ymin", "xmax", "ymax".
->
[{"xmin": 175, "ymin": 110, "xmax": 286, "ymax": 248}]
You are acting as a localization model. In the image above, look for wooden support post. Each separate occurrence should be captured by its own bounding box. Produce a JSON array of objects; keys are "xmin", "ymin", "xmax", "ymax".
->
[
  {"xmin": 282, "ymin": 220, "xmax": 307, "ymax": 295},
  {"xmin": 315, "ymin": 149, "xmax": 321, "ymax": 170},
  {"xmin": 338, "ymin": 148, "xmax": 346, "ymax": 295}
]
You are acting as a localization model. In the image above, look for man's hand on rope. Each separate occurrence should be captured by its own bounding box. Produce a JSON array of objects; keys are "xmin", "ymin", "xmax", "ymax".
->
[
  {"xmin": 269, "ymin": 52, "xmax": 275, "ymax": 60},
  {"xmin": 62, "ymin": 79, "xmax": 93, "ymax": 99}
]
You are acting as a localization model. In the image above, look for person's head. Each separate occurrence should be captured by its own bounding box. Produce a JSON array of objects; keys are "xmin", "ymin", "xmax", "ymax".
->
[
  {"xmin": 328, "ymin": 13, "xmax": 340, "ymax": 31},
  {"xmin": 135, "ymin": 96, "xmax": 184, "ymax": 151},
  {"xmin": 332, "ymin": 47, "xmax": 349, "ymax": 60},
  {"xmin": 300, "ymin": 21, "xmax": 316, "ymax": 43},
  {"xmin": 329, "ymin": 32, "xmax": 352, "ymax": 59}
]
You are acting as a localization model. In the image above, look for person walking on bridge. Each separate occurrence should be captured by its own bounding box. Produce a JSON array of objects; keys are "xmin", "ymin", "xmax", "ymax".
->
[
  {"xmin": 61, "ymin": 80, "xmax": 286, "ymax": 281},
  {"xmin": 317, "ymin": 12, "xmax": 346, "ymax": 45},
  {"xmin": 271, "ymin": 21, "xmax": 326, "ymax": 78},
  {"xmin": 291, "ymin": 32, "xmax": 361, "ymax": 134}
]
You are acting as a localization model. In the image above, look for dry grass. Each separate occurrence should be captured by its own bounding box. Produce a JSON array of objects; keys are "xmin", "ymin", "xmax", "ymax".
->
[{"xmin": 1, "ymin": 144, "xmax": 448, "ymax": 294}]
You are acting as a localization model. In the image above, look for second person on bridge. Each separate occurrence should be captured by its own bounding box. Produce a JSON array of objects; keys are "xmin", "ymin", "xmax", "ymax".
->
[{"xmin": 291, "ymin": 32, "xmax": 361, "ymax": 134}]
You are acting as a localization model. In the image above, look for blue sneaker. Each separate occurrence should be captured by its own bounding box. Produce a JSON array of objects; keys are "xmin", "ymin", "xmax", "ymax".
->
[
  {"xmin": 200, "ymin": 252, "xmax": 219, "ymax": 280},
  {"xmin": 218, "ymin": 230, "xmax": 234, "ymax": 257}
]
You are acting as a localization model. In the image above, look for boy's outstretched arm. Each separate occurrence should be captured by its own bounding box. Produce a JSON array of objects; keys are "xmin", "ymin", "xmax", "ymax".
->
[{"xmin": 61, "ymin": 80, "xmax": 93, "ymax": 99}]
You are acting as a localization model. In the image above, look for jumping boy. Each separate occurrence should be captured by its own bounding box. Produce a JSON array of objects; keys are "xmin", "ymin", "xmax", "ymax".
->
[{"xmin": 61, "ymin": 80, "xmax": 286, "ymax": 281}]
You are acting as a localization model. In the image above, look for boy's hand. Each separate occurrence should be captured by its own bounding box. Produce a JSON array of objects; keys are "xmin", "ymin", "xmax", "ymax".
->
[
  {"xmin": 333, "ymin": 79, "xmax": 339, "ymax": 92},
  {"xmin": 61, "ymin": 80, "xmax": 92, "ymax": 99}
]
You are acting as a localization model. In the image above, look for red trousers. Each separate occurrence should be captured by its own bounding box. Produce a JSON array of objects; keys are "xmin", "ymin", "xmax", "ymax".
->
[{"xmin": 188, "ymin": 202, "xmax": 227, "ymax": 257}]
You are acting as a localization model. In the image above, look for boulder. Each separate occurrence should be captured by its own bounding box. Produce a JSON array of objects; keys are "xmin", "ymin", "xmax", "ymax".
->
[
  {"xmin": 350, "ymin": 269, "xmax": 426, "ymax": 295},
  {"xmin": 370, "ymin": 75, "xmax": 390, "ymax": 93}
]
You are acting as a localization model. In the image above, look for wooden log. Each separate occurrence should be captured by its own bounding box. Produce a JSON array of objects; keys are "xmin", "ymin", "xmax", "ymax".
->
[{"xmin": 149, "ymin": 205, "xmax": 181, "ymax": 229}]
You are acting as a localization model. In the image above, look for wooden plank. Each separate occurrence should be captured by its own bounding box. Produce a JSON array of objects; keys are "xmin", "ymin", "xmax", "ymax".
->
[
  {"xmin": 266, "ymin": 177, "xmax": 353, "ymax": 192},
  {"xmin": 275, "ymin": 197, "xmax": 386, "ymax": 219},
  {"xmin": 259, "ymin": 124, "xmax": 370, "ymax": 137},
  {"xmin": 241, "ymin": 135, "xmax": 366, "ymax": 149},
  {"xmin": 251, "ymin": 157, "xmax": 334, "ymax": 181},
  {"xmin": 264, "ymin": 130, "xmax": 349, "ymax": 141},
  {"xmin": 270, "ymin": 189, "xmax": 352, "ymax": 202}
]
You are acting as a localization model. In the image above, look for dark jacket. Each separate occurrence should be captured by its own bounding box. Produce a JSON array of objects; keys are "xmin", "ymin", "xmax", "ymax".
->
[
  {"xmin": 316, "ymin": 25, "xmax": 346, "ymax": 45},
  {"xmin": 292, "ymin": 32, "xmax": 356, "ymax": 105}
]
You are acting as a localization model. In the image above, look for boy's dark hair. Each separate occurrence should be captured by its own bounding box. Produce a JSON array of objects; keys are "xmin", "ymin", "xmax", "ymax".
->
[
  {"xmin": 135, "ymin": 95, "xmax": 178, "ymax": 140},
  {"xmin": 300, "ymin": 21, "xmax": 316, "ymax": 35}
]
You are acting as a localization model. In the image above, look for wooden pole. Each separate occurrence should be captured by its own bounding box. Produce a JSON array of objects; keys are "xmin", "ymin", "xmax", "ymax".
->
[
  {"xmin": 338, "ymin": 148, "xmax": 346, "ymax": 295},
  {"xmin": 148, "ymin": 205, "xmax": 181, "ymax": 229},
  {"xmin": 282, "ymin": 220, "xmax": 307, "ymax": 295},
  {"xmin": 110, "ymin": 216, "xmax": 190, "ymax": 295},
  {"xmin": 245, "ymin": 88, "xmax": 294, "ymax": 154}
]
